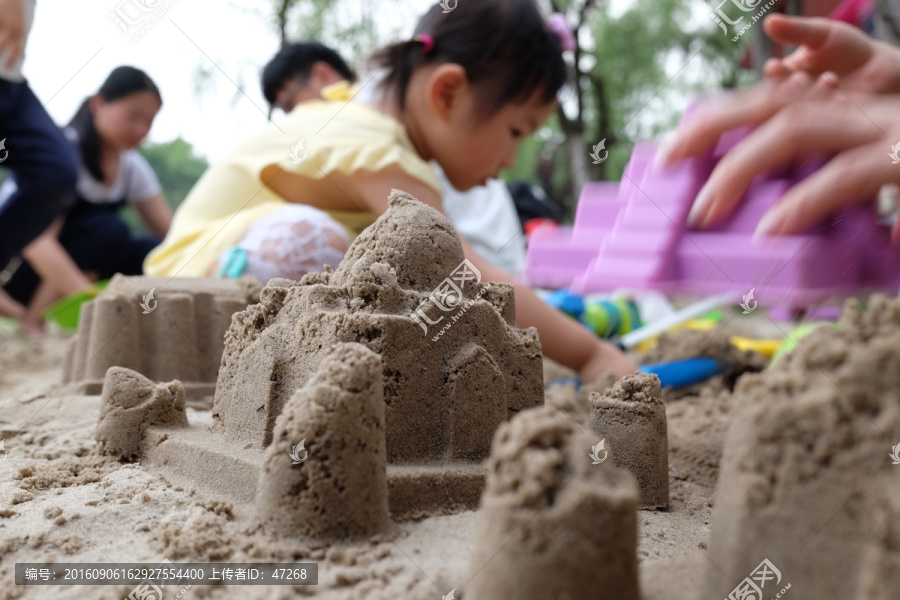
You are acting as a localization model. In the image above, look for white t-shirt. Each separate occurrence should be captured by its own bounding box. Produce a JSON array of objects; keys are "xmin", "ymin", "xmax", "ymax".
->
[
  {"xmin": 437, "ymin": 165, "xmax": 527, "ymax": 274},
  {"xmin": 0, "ymin": 0, "xmax": 36, "ymax": 83},
  {"xmin": 0, "ymin": 128, "xmax": 162, "ymax": 212},
  {"xmin": 63, "ymin": 128, "xmax": 162, "ymax": 206}
]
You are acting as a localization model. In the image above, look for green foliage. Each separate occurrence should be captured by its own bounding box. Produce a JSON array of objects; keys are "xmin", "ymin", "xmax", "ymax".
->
[{"xmin": 121, "ymin": 137, "xmax": 209, "ymax": 234}]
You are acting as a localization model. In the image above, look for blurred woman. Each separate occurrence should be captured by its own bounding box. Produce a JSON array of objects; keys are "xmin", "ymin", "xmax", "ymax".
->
[{"xmin": 0, "ymin": 65, "xmax": 171, "ymax": 333}]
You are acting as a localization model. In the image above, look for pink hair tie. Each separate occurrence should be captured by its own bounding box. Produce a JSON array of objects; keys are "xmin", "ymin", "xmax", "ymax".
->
[
  {"xmin": 414, "ymin": 34, "xmax": 435, "ymax": 55},
  {"xmin": 547, "ymin": 13, "xmax": 576, "ymax": 52}
]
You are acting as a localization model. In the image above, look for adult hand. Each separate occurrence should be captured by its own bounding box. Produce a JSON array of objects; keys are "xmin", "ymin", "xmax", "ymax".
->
[
  {"xmin": 679, "ymin": 86, "xmax": 900, "ymax": 241},
  {"xmin": 761, "ymin": 14, "xmax": 900, "ymax": 95},
  {"xmin": 0, "ymin": 0, "xmax": 24, "ymax": 70}
]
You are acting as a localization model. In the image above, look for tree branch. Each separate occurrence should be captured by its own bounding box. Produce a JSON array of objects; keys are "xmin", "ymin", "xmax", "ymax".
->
[{"xmin": 578, "ymin": 0, "xmax": 598, "ymax": 29}]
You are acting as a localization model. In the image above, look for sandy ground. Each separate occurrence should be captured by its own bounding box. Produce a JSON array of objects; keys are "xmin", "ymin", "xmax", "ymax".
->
[{"xmin": 0, "ymin": 312, "xmax": 787, "ymax": 600}]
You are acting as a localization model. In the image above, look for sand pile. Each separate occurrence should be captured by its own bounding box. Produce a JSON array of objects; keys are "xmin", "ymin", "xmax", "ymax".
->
[
  {"xmin": 590, "ymin": 373, "xmax": 669, "ymax": 510},
  {"xmin": 256, "ymin": 343, "xmax": 390, "ymax": 539},
  {"xmin": 213, "ymin": 191, "xmax": 544, "ymax": 464},
  {"xmin": 467, "ymin": 405, "xmax": 640, "ymax": 599},
  {"xmin": 705, "ymin": 294, "xmax": 900, "ymax": 598},
  {"xmin": 63, "ymin": 275, "xmax": 260, "ymax": 404},
  {"xmin": 95, "ymin": 367, "xmax": 189, "ymax": 461}
]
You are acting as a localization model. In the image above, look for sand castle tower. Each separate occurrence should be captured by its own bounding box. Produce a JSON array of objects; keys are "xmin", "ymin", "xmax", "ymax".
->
[
  {"xmin": 467, "ymin": 406, "xmax": 641, "ymax": 599},
  {"xmin": 256, "ymin": 343, "xmax": 390, "ymax": 539},
  {"xmin": 213, "ymin": 191, "xmax": 544, "ymax": 463},
  {"xmin": 64, "ymin": 275, "xmax": 260, "ymax": 403},
  {"xmin": 589, "ymin": 373, "xmax": 669, "ymax": 509},
  {"xmin": 705, "ymin": 294, "xmax": 900, "ymax": 599},
  {"xmin": 96, "ymin": 367, "xmax": 189, "ymax": 461}
]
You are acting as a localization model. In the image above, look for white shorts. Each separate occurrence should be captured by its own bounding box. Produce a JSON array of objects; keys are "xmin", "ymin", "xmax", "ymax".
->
[{"xmin": 231, "ymin": 204, "xmax": 349, "ymax": 284}]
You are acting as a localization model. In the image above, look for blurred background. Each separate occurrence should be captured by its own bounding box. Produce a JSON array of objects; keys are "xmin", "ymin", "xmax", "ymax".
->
[{"xmin": 15, "ymin": 0, "xmax": 900, "ymax": 230}]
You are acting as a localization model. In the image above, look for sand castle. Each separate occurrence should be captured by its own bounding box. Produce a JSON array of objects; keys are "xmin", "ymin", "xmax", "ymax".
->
[
  {"xmin": 590, "ymin": 373, "xmax": 669, "ymax": 510},
  {"xmin": 704, "ymin": 294, "xmax": 900, "ymax": 599},
  {"xmin": 468, "ymin": 405, "xmax": 641, "ymax": 599},
  {"xmin": 212, "ymin": 191, "xmax": 544, "ymax": 463},
  {"xmin": 96, "ymin": 191, "xmax": 544, "ymax": 524},
  {"xmin": 65, "ymin": 275, "xmax": 261, "ymax": 404}
]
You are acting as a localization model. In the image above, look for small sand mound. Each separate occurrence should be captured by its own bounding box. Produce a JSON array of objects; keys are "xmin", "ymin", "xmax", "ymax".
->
[
  {"xmin": 467, "ymin": 405, "xmax": 640, "ymax": 599},
  {"xmin": 95, "ymin": 367, "xmax": 188, "ymax": 461},
  {"xmin": 705, "ymin": 294, "xmax": 900, "ymax": 598},
  {"xmin": 256, "ymin": 343, "xmax": 390, "ymax": 540}
]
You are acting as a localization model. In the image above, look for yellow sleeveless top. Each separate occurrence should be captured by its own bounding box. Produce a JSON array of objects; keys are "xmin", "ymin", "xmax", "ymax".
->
[{"xmin": 143, "ymin": 95, "xmax": 440, "ymax": 277}]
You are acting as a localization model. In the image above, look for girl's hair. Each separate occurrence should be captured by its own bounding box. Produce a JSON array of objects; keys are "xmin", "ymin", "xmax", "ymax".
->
[
  {"xmin": 68, "ymin": 66, "xmax": 162, "ymax": 182},
  {"xmin": 371, "ymin": 0, "xmax": 568, "ymax": 118}
]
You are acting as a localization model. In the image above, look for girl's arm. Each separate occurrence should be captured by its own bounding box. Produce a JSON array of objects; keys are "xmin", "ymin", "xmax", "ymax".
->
[
  {"xmin": 352, "ymin": 167, "xmax": 636, "ymax": 381},
  {"xmin": 133, "ymin": 194, "xmax": 172, "ymax": 238}
]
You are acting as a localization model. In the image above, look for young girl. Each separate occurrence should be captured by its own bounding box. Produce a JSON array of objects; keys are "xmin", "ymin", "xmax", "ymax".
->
[
  {"xmin": 1, "ymin": 66, "xmax": 172, "ymax": 333},
  {"xmin": 146, "ymin": 0, "xmax": 635, "ymax": 380}
]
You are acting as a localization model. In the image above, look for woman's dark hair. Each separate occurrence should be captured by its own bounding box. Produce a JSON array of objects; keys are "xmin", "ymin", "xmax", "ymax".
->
[
  {"xmin": 371, "ymin": 0, "xmax": 568, "ymax": 118},
  {"xmin": 262, "ymin": 42, "xmax": 357, "ymax": 106},
  {"xmin": 68, "ymin": 66, "xmax": 162, "ymax": 182}
]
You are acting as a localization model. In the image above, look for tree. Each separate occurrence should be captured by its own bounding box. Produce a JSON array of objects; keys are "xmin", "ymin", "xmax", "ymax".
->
[{"xmin": 538, "ymin": 0, "xmax": 748, "ymax": 213}]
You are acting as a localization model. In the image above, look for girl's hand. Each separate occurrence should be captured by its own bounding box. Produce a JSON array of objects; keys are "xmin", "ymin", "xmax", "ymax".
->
[
  {"xmin": 761, "ymin": 14, "xmax": 900, "ymax": 95},
  {"xmin": 0, "ymin": 0, "xmax": 24, "ymax": 69},
  {"xmin": 580, "ymin": 341, "xmax": 637, "ymax": 383}
]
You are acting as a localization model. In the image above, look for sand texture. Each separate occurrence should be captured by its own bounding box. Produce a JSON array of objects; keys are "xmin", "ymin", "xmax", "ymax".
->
[
  {"xmin": 704, "ymin": 294, "xmax": 900, "ymax": 599},
  {"xmin": 5, "ymin": 189, "xmax": 898, "ymax": 599},
  {"xmin": 63, "ymin": 275, "xmax": 261, "ymax": 406},
  {"xmin": 467, "ymin": 405, "xmax": 640, "ymax": 599}
]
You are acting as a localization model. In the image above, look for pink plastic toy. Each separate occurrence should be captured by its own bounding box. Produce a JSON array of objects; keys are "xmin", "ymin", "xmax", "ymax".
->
[{"xmin": 525, "ymin": 120, "xmax": 900, "ymax": 311}]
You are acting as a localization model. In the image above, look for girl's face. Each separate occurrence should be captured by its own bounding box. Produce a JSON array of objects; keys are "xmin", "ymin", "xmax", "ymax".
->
[
  {"xmin": 92, "ymin": 91, "xmax": 161, "ymax": 150},
  {"xmin": 418, "ymin": 68, "xmax": 556, "ymax": 191}
]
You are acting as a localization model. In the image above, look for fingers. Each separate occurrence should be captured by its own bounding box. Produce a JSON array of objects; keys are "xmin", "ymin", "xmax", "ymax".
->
[
  {"xmin": 763, "ymin": 58, "xmax": 791, "ymax": 80},
  {"xmin": 763, "ymin": 14, "xmax": 832, "ymax": 48},
  {"xmin": 688, "ymin": 102, "xmax": 881, "ymax": 229},
  {"xmin": 757, "ymin": 139, "xmax": 896, "ymax": 236},
  {"xmin": 764, "ymin": 13, "xmax": 873, "ymax": 80},
  {"xmin": 663, "ymin": 71, "xmax": 833, "ymax": 168}
]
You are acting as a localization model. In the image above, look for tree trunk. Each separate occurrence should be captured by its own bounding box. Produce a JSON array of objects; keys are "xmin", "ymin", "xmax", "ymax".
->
[{"xmin": 566, "ymin": 134, "xmax": 590, "ymax": 215}]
